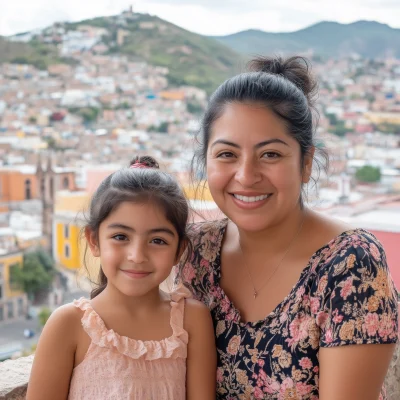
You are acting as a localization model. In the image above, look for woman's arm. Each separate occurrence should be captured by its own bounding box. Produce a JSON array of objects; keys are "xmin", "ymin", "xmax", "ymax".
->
[
  {"xmin": 319, "ymin": 343, "xmax": 396, "ymax": 400},
  {"xmin": 316, "ymin": 232, "xmax": 398, "ymax": 400},
  {"xmin": 185, "ymin": 299, "xmax": 217, "ymax": 400},
  {"xmin": 27, "ymin": 304, "xmax": 81, "ymax": 400}
]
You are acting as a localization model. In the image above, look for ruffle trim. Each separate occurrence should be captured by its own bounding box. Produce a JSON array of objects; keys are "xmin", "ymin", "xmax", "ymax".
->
[{"xmin": 73, "ymin": 288, "xmax": 191, "ymax": 361}]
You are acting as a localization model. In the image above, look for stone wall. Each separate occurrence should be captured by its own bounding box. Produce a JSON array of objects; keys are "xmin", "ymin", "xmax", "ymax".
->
[{"xmin": 0, "ymin": 346, "xmax": 399, "ymax": 399}]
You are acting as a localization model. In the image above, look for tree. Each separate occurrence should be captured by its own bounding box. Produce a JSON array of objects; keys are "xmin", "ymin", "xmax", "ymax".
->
[
  {"xmin": 38, "ymin": 307, "xmax": 52, "ymax": 327},
  {"xmin": 10, "ymin": 250, "xmax": 55, "ymax": 300},
  {"xmin": 186, "ymin": 101, "xmax": 204, "ymax": 115},
  {"xmin": 355, "ymin": 165, "xmax": 381, "ymax": 183}
]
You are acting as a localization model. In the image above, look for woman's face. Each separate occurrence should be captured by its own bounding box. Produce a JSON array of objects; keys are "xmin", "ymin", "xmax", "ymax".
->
[{"xmin": 206, "ymin": 102, "xmax": 313, "ymax": 232}]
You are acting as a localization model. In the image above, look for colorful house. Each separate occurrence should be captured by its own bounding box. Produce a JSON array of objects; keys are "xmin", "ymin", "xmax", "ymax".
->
[{"xmin": 0, "ymin": 229, "xmax": 27, "ymax": 323}]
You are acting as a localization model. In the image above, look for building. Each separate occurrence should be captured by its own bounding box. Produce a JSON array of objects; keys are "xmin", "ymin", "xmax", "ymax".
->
[{"xmin": 0, "ymin": 229, "xmax": 27, "ymax": 323}]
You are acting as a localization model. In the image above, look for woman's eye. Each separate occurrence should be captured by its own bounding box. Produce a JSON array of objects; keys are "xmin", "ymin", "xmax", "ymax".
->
[
  {"xmin": 112, "ymin": 234, "xmax": 127, "ymax": 241},
  {"xmin": 151, "ymin": 238, "xmax": 167, "ymax": 245},
  {"xmin": 217, "ymin": 151, "xmax": 235, "ymax": 158},
  {"xmin": 262, "ymin": 152, "xmax": 280, "ymax": 159}
]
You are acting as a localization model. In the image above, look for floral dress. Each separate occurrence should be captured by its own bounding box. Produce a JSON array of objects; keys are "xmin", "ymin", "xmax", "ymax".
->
[{"xmin": 177, "ymin": 218, "xmax": 399, "ymax": 400}]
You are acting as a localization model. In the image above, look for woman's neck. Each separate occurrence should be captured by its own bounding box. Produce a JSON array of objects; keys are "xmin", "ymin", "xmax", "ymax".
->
[{"xmin": 234, "ymin": 207, "xmax": 308, "ymax": 256}]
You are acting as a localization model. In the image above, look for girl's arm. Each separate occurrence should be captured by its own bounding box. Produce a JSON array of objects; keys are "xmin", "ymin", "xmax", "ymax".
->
[
  {"xmin": 27, "ymin": 304, "xmax": 81, "ymax": 400},
  {"xmin": 319, "ymin": 343, "xmax": 395, "ymax": 400},
  {"xmin": 185, "ymin": 299, "xmax": 217, "ymax": 400}
]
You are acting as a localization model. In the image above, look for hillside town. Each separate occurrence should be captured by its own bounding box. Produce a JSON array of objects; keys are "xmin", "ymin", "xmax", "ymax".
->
[{"xmin": 0, "ymin": 9, "xmax": 400, "ymax": 361}]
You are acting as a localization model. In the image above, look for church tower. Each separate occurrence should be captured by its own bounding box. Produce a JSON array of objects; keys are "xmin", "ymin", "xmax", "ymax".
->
[{"xmin": 36, "ymin": 152, "xmax": 55, "ymax": 256}]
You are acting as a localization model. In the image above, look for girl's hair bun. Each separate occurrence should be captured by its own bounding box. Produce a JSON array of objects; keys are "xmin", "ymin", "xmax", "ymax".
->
[{"xmin": 129, "ymin": 155, "xmax": 160, "ymax": 169}]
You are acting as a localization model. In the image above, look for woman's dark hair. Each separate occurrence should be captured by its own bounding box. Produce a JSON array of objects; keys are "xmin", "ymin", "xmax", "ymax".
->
[
  {"xmin": 83, "ymin": 155, "xmax": 192, "ymax": 299},
  {"xmin": 192, "ymin": 55, "xmax": 328, "ymax": 202}
]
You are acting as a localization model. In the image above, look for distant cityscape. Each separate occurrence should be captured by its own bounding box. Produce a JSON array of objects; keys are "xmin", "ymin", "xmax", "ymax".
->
[{"xmin": 0, "ymin": 8, "xmax": 399, "ymax": 359}]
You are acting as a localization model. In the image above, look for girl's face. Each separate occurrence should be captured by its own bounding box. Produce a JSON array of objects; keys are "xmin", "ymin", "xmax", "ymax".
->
[
  {"xmin": 87, "ymin": 201, "xmax": 180, "ymax": 297},
  {"xmin": 206, "ymin": 102, "xmax": 313, "ymax": 232}
]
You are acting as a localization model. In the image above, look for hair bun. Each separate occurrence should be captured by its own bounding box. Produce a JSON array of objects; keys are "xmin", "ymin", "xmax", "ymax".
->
[
  {"xmin": 247, "ymin": 55, "xmax": 316, "ymax": 104},
  {"xmin": 129, "ymin": 155, "xmax": 160, "ymax": 169}
]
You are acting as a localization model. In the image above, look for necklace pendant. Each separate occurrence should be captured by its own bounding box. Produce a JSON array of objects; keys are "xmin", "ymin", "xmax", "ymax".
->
[{"xmin": 253, "ymin": 290, "xmax": 257, "ymax": 299}]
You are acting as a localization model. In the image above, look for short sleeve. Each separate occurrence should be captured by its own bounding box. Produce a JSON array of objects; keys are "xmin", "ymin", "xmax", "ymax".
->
[
  {"xmin": 173, "ymin": 219, "xmax": 225, "ymax": 305},
  {"xmin": 317, "ymin": 232, "xmax": 398, "ymax": 347}
]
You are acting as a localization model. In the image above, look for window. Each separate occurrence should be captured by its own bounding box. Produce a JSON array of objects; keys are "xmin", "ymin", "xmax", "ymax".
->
[
  {"xmin": 64, "ymin": 224, "xmax": 69, "ymax": 239},
  {"xmin": 25, "ymin": 179, "xmax": 31, "ymax": 200},
  {"xmin": 9, "ymin": 263, "xmax": 21, "ymax": 291},
  {"xmin": 65, "ymin": 244, "xmax": 70, "ymax": 258},
  {"xmin": 40, "ymin": 178, "xmax": 45, "ymax": 196},
  {"xmin": 18, "ymin": 298, "xmax": 24, "ymax": 316},
  {"xmin": 0, "ymin": 305, "xmax": 3, "ymax": 321},
  {"xmin": 49, "ymin": 178, "xmax": 54, "ymax": 200},
  {"xmin": 7, "ymin": 301, "xmax": 14, "ymax": 319},
  {"xmin": 63, "ymin": 176, "xmax": 69, "ymax": 189},
  {"xmin": 0, "ymin": 263, "xmax": 4, "ymax": 300}
]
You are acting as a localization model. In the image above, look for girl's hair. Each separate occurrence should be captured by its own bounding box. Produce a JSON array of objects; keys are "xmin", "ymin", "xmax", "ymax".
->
[
  {"xmin": 192, "ymin": 55, "xmax": 329, "ymax": 204},
  {"xmin": 84, "ymin": 155, "xmax": 192, "ymax": 299}
]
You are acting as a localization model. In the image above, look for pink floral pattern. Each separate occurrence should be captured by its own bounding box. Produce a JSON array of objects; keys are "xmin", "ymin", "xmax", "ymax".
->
[{"xmin": 176, "ymin": 219, "xmax": 399, "ymax": 399}]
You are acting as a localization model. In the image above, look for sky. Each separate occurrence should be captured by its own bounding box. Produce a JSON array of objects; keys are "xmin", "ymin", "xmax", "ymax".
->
[{"xmin": 0, "ymin": 0, "xmax": 399, "ymax": 37}]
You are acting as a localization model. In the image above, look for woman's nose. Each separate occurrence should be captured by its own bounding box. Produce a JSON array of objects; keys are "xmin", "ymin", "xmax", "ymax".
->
[{"xmin": 235, "ymin": 158, "xmax": 262, "ymax": 187}]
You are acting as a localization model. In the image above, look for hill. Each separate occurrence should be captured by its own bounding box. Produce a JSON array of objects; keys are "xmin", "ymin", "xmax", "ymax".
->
[
  {"xmin": 71, "ymin": 14, "xmax": 241, "ymax": 93},
  {"xmin": 1, "ymin": 13, "xmax": 242, "ymax": 93},
  {"xmin": 214, "ymin": 21, "xmax": 400, "ymax": 58}
]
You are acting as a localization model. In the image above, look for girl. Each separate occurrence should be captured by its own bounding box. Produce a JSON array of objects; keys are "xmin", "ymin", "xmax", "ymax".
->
[
  {"xmin": 27, "ymin": 156, "xmax": 216, "ymax": 400},
  {"xmin": 177, "ymin": 56, "xmax": 398, "ymax": 399}
]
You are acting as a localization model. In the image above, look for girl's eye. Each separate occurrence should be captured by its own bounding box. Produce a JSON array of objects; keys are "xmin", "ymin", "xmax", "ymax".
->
[
  {"xmin": 112, "ymin": 234, "xmax": 127, "ymax": 241},
  {"xmin": 262, "ymin": 152, "xmax": 281, "ymax": 159},
  {"xmin": 151, "ymin": 238, "xmax": 167, "ymax": 245},
  {"xmin": 217, "ymin": 151, "xmax": 235, "ymax": 159}
]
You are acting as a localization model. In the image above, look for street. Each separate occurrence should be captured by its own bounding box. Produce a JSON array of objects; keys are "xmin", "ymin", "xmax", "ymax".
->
[{"xmin": 0, "ymin": 289, "xmax": 89, "ymax": 355}]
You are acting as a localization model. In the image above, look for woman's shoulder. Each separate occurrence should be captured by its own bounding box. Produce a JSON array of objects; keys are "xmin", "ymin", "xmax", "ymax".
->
[
  {"xmin": 187, "ymin": 218, "xmax": 227, "ymax": 244},
  {"xmin": 320, "ymin": 228, "xmax": 387, "ymax": 267},
  {"xmin": 315, "ymin": 228, "xmax": 398, "ymax": 299},
  {"xmin": 188, "ymin": 218, "xmax": 228, "ymax": 235}
]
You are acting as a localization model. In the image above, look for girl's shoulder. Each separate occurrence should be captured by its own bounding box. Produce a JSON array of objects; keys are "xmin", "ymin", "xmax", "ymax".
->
[
  {"xmin": 183, "ymin": 297, "xmax": 214, "ymax": 337},
  {"xmin": 47, "ymin": 300, "xmax": 86, "ymax": 327},
  {"xmin": 170, "ymin": 287, "xmax": 211, "ymax": 336},
  {"xmin": 36, "ymin": 301, "xmax": 85, "ymax": 351}
]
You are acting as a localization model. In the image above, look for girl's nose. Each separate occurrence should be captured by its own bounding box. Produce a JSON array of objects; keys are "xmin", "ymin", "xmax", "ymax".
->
[{"xmin": 126, "ymin": 241, "xmax": 148, "ymax": 264}]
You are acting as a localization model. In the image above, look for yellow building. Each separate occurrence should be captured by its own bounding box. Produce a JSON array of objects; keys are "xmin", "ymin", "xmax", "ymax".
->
[
  {"xmin": 53, "ymin": 191, "xmax": 88, "ymax": 271},
  {"xmin": 53, "ymin": 191, "xmax": 100, "ymax": 285},
  {"xmin": 52, "ymin": 180, "xmax": 217, "ymax": 278},
  {"xmin": 0, "ymin": 250, "xmax": 27, "ymax": 323},
  {"xmin": 365, "ymin": 112, "xmax": 400, "ymax": 125}
]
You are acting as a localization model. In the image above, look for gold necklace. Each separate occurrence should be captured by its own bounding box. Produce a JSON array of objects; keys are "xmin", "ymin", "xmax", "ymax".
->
[{"xmin": 238, "ymin": 216, "xmax": 305, "ymax": 300}]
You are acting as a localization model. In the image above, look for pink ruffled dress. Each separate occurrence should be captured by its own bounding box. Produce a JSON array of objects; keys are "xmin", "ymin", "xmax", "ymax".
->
[{"xmin": 68, "ymin": 289, "xmax": 190, "ymax": 400}]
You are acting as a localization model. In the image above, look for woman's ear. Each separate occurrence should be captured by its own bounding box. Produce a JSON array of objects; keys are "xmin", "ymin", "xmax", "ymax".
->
[
  {"xmin": 85, "ymin": 227, "xmax": 100, "ymax": 257},
  {"xmin": 302, "ymin": 147, "xmax": 315, "ymax": 184}
]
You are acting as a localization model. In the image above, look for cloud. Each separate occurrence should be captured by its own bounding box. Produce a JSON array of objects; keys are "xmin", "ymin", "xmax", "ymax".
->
[{"xmin": 0, "ymin": 0, "xmax": 398, "ymax": 37}]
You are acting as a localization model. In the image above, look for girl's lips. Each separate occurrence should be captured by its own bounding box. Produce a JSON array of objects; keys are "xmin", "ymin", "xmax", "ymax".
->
[{"xmin": 121, "ymin": 270, "xmax": 151, "ymax": 279}]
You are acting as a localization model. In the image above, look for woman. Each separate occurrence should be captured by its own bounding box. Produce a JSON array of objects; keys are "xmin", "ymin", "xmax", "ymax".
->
[{"xmin": 177, "ymin": 56, "xmax": 398, "ymax": 399}]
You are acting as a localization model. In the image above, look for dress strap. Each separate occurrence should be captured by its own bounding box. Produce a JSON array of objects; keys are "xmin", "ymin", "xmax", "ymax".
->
[{"xmin": 169, "ymin": 287, "xmax": 191, "ymax": 343}]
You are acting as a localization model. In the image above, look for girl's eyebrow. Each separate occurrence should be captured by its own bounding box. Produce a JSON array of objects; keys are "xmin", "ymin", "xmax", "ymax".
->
[
  {"xmin": 107, "ymin": 223, "xmax": 176, "ymax": 237},
  {"xmin": 210, "ymin": 138, "xmax": 289, "ymax": 149}
]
